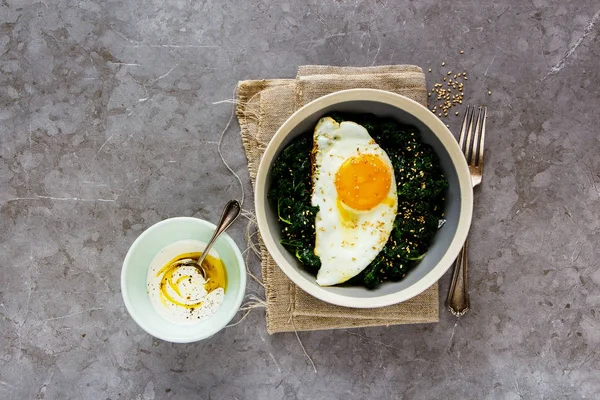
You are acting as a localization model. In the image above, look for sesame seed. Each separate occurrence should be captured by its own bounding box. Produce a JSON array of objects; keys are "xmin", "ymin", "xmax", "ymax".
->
[{"xmin": 431, "ymin": 64, "xmax": 468, "ymax": 118}]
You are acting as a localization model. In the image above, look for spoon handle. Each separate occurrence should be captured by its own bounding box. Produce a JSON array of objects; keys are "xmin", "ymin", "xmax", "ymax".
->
[{"xmin": 197, "ymin": 200, "xmax": 241, "ymax": 266}]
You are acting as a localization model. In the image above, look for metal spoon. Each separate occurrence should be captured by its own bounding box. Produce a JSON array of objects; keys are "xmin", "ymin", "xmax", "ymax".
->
[{"xmin": 192, "ymin": 200, "xmax": 241, "ymax": 279}]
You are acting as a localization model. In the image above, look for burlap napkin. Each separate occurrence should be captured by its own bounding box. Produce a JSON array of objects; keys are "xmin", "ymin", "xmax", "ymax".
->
[{"xmin": 237, "ymin": 65, "xmax": 438, "ymax": 334}]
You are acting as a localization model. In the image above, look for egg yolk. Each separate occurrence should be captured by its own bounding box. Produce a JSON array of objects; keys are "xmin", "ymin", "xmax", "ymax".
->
[{"xmin": 334, "ymin": 154, "xmax": 392, "ymax": 211}]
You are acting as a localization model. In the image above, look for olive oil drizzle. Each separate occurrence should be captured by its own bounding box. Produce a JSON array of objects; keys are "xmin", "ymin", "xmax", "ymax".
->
[{"xmin": 156, "ymin": 252, "xmax": 227, "ymax": 309}]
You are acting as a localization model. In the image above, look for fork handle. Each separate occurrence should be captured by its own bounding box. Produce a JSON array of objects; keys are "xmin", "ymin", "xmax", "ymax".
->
[{"xmin": 446, "ymin": 240, "xmax": 470, "ymax": 316}]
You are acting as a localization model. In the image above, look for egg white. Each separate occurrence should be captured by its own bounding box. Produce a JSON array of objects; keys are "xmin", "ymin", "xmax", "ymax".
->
[{"xmin": 311, "ymin": 117, "xmax": 398, "ymax": 286}]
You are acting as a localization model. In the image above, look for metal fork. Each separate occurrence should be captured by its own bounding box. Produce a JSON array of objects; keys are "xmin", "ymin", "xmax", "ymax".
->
[{"xmin": 446, "ymin": 105, "xmax": 487, "ymax": 316}]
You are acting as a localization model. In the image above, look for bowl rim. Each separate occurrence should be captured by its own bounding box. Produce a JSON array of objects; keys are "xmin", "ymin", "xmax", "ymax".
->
[
  {"xmin": 255, "ymin": 88, "xmax": 473, "ymax": 308},
  {"xmin": 120, "ymin": 216, "xmax": 247, "ymax": 342}
]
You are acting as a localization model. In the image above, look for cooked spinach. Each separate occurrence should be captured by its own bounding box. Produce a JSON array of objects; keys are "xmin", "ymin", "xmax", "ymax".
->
[
  {"xmin": 267, "ymin": 135, "xmax": 321, "ymax": 273},
  {"xmin": 268, "ymin": 114, "xmax": 448, "ymax": 288}
]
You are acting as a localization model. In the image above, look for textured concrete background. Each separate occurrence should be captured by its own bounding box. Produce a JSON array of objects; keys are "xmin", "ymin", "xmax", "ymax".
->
[{"xmin": 1, "ymin": 0, "xmax": 599, "ymax": 399}]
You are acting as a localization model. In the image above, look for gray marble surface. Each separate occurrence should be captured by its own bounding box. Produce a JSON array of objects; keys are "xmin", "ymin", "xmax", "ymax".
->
[{"xmin": 1, "ymin": 0, "xmax": 599, "ymax": 398}]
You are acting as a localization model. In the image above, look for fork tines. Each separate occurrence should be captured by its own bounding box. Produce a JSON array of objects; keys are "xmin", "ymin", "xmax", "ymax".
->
[{"xmin": 458, "ymin": 105, "xmax": 487, "ymax": 168}]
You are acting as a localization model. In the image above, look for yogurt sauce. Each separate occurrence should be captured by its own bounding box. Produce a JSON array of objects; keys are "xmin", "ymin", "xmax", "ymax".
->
[{"xmin": 147, "ymin": 239, "xmax": 227, "ymax": 325}]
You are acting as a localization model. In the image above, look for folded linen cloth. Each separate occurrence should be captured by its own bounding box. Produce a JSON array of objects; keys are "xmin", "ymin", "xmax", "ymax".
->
[{"xmin": 236, "ymin": 65, "xmax": 438, "ymax": 334}]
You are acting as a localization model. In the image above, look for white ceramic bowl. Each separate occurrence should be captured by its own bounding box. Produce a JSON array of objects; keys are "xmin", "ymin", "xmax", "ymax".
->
[
  {"xmin": 121, "ymin": 217, "xmax": 246, "ymax": 342},
  {"xmin": 255, "ymin": 89, "xmax": 473, "ymax": 308}
]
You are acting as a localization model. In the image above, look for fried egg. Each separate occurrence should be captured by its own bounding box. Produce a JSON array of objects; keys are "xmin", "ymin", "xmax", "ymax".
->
[{"xmin": 312, "ymin": 117, "xmax": 398, "ymax": 286}]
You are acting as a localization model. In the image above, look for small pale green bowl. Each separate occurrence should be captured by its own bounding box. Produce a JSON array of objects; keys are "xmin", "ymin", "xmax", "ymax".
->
[{"xmin": 121, "ymin": 217, "xmax": 246, "ymax": 343}]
